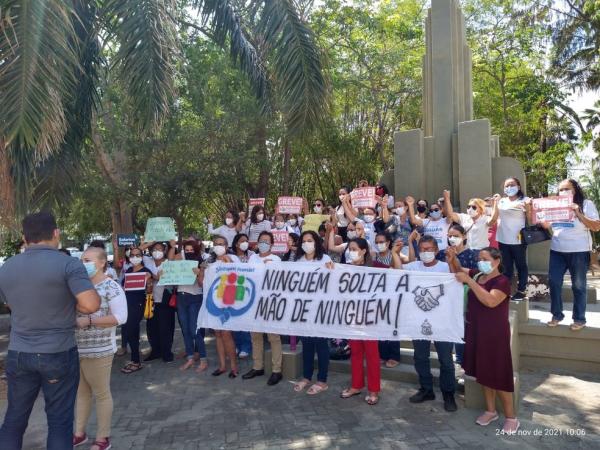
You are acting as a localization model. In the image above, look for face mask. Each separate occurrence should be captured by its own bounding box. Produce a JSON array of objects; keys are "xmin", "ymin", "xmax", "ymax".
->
[
  {"xmin": 467, "ymin": 208, "xmax": 478, "ymax": 217},
  {"xmin": 376, "ymin": 243, "xmax": 388, "ymax": 252},
  {"xmin": 225, "ymin": 218, "xmax": 234, "ymax": 226},
  {"xmin": 275, "ymin": 221, "xmax": 285, "ymax": 229},
  {"xmin": 289, "ymin": 219, "xmax": 297, "ymax": 226},
  {"xmin": 185, "ymin": 251, "xmax": 195, "ymax": 259},
  {"xmin": 84, "ymin": 261, "xmax": 97, "ymax": 277},
  {"xmin": 363, "ymin": 215, "xmax": 375, "ymax": 223},
  {"xmin": 348, "ymin": 250, "xmax": 361, "ymax": 262},
  {"xmin": 130, "ymin": 256, "xmax": 142, "ymax": 265},
  {"xmin": 478, "ymin": 260, "xmax": 494, "ymax": 274},
  {"xmin": 430, "ymin": 210, "xmax": 442, "ymax": 220},
  {"xmin": 239, "ymin": 242, "xmax": 249, "ymax": 251},
  {"xmin": 258, "ymin": 242, "xmax": 271, "ymax": 254},
  {"xmin": 302, "ymin": 242, "xmax": 315, "ymax": 254},
  {"xmin": 152, "ymin": 250, "xmax": 164, "ymax": 260},
  {"xmin": 448, "ymin": 236, "xmax": 463, "ymax": 247},
  {"xmin": 256, "ymin": 213, "xmax": 264, "ymax": 221},
  {"xmin": 213, "ymin": 245, "xmax": 226, "ymax": 256},
  {"xmin": 396, "ymin": 207, "xmax": 405, "ymax": 216},
  {"xmin": 504, "ymin": 186, "xmax": 519, "ymax": 197},
  {"xmin": 419, "ymin": 252, "xmax": 436, "ymax": 263},
  {"xmin": 314, "ymin": 206, "xmax": 323, "ymax": 214},
  {"xmin": 347, "ymin": 231, "xmax": 357, "ymax": 239},
  {"xmin": 559, "ymin": 189, "xmax": 572, "ymax": 196},
  {"xmin": 417, "ymin": 205, "xmax": 427, "ymax": 214}
]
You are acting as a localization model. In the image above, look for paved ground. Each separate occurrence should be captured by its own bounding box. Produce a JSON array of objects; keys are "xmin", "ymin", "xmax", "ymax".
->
[{"xmin": 0, "ymin": 328, "xmax": 598, "ymax": 450}]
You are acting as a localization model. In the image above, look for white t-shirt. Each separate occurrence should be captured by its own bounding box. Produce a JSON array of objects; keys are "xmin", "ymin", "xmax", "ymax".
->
[
  {"xmin": 336, "ymin": 205, "xmax": 350, "ymax": 227},
  {"xmin": 297, "ymin": 254, "xmax": 332, "ymax": 265},
  {"xmin": 497, "ymin": 197, "xmax": 528, "ymax": 245},
  {"xmin": 422, "ymin": 218, "xmax": 450, "ymax": 250},
  {"xmin": 105, "ymin": 266, "xmax": 118, "ymax": 280},
  {"xmin": 208, "ymin": 223, "xmax": 238, "ymax": 247},
  {"xmin": 457, "ymin": 213, "xmax": 490, "ymax": 250},
  {"xmin": 551, "ymin": 199, "xmax": 599, "ymax": 253},
  {"xmin": 248, "ymin": 253, "xmax": 282, "ymax": 264},
  {"xmin": 403, "ymin": 260, "xmax": 450, "ymax": 273}
]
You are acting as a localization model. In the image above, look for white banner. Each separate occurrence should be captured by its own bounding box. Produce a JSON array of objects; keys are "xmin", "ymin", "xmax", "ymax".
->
[{"xmin": 198, "ymin": 262, "xmax": 464, "ymax": 342}]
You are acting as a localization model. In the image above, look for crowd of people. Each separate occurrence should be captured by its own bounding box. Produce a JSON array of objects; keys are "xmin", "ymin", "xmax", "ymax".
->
[{"xmin": 0, "ymin": 176, "xmax": 598, "ymax": 449}]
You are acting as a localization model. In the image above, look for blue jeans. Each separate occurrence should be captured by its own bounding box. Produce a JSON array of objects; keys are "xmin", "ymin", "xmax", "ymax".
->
[
  {"xmin": 412, "ymin": 340, "xmax": 455, "ymax": 394},
  {"xmin": 302, "ymin": 337, "xmax": 330, "ymax": 383},
  {"xmin": 176, "ymin": 293, "xmax": 206, "ymax": 360},
  {"xmin": 549, "ymin": 250, "xmax": 589, "ymax": 323},
  {"xmin": 234, "ymin": 331, "xmax": 252, "ymax": 354},
  {"xmin": 378, "ymin": 340, "xmax": 401, "ymax": 361},
  {"xmin": 0, "ymin": 347, "xmax": 79, "ymax": 450},
  {"xmin": 499, "ymin": 242, "xmax": 528, "ymax": 292},
  {"xmin": 455, "ymin": 343, "xmax": 465, "ymax": 365}
]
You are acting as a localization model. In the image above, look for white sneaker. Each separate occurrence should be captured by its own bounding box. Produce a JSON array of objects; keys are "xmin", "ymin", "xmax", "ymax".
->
[{"xmin": 238, "ymin": 351, "xmax": 249, "ymax": 359}]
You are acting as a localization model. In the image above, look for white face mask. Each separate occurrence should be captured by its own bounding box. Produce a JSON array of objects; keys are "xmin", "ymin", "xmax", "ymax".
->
[
  {"xmin": 301, "ymin": 242, "xmax": 315, "ymax": 254},
  {"xmin": 448, "ymin": 236, "xmax": 463, "ymax": 247},
  {"xmin": 225, "ymin": 217, "xmax": 234, "ymax": 226},
  {"xmin": 395, "ymin": 207, "xmax": 405, "ymax": 216},
  {"xmin": 419, "ymin": 252, "xmax": 436, "ymax": 263},
  {"xmin": 213, "ymin": 245, "xmax": 226, "ymax": 256},
  {"xmin": 289, "ymin": 218, "xmax": 297, "ymax": 226},
  {"xmin": 363, "ymin": 215, "xmax": 375, "ymax": 223},
  {"xmin": 347, "ymin": 231, "xmax": 357, "ymax": 239},
  {"xmin": 504, "ymin": 185, "xmax": 519, "ymax": 197},
  {"xmin": 467, "ymin": 208, "xmax": 479, "ymax": 217},
  {"xmin": 275, "ymin": 221, "xmax": 285, "ymax": 229},
  {"xmin": 130, "ymin": 256, "xmax": 142, "ymax": 265},
  {"xmin": 256, "ymin": 213, "xmax": 264, "ymax": 221},
  {"xmin": 314, "ymin": 206, "xmax": 323, "ymax": 214},
  {"xmin": 348, "ymin": 250, "xmax": 361, "ymax": 262},
  {"xmin": 239, "ymin": 242, "xmax": 249, "ymax": 251},
  {"xmin": 152, "ymin": 250, "xmax": 164, "ymax": 260},
  {"xmin": 376, "ymin": 243, "xmax": 388, "ymax": 252}
]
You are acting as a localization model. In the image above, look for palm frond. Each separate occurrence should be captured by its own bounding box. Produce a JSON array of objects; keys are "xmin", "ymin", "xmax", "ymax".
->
[
  {"xmin": 0, "ymin": 0, "xmax": 80, "ymax": 158},
  {"xmin": 107, "ymin": 0, "xmax": 178, "ymax": 133}
]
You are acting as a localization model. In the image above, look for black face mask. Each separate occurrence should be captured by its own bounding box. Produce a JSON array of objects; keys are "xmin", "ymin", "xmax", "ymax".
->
[
  {"xmin": 417, "ymin": 205, "xmax": 427, "ymax": 213},
  {"xmin": 185, "ymin": 251, "xmax": 196, "ymax": 258}
]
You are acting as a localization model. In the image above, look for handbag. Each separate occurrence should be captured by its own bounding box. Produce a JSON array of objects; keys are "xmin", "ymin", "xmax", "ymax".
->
[
  {"xmin": 520, "ymin": 225, "xmax": 551, "ymax": 245},
  {"xmin": 168, "ymin": 289, "xmax": 177, "ymax": 308},
  {"xmin": 144, "ymin": 293, "xmax": 154, "ymax": 319}
]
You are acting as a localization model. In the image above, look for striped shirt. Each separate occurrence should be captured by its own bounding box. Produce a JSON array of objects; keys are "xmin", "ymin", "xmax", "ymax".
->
[
  {"xmin": 245, "ymin": 219, "xmax": 272, "ymax": 243},
  {"xmin": 76, "ymin": 278, "xmax": 128, "ymax": 358}
]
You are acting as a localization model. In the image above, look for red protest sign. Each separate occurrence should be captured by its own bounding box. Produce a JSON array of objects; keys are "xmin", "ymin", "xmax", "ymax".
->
[
  {"xmin": 124, "ymin": 272, "xmax": 148, "ymax": 291},
  {"xmin": 277, "ymin": 196, "xmax": 303, "ymax": 214},
  {"xmin": 350, "ymin": 187, "xmax": 377, "ymax": 209},
  {"xmin": 271, "ymin": 230, "xmax": 289, "ymax": 254},
  {"xmin": 531, "ymin": 195, "xmax": 574, "ymax": 224},
  {"xmin": 248, "ymin": 198, "xmax": 266, "ymax": 214}
]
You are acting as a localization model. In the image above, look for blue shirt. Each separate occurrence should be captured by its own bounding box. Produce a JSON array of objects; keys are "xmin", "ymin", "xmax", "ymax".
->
[{"xmin": 437, "ymin": 248, "xmax": 479, "ymax": 269}]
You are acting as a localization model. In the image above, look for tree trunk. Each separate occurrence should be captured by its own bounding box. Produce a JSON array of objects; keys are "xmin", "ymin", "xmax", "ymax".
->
[
  {"xmin": 0, "ymin": 139, "xmax": 16, "ymax": 231},
  {"xmin": 282, "ymin": 139, "xmax": 291, "ymax": 195},
  {"xmin": 255, "ymin": 122, "xmax": 269, "ymax": 198}
]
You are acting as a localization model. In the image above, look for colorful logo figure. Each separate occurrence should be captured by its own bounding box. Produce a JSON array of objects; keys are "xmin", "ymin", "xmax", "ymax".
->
[{"xmin": 207, "ymin": 271, "xmax": 255, "ymax": 324}]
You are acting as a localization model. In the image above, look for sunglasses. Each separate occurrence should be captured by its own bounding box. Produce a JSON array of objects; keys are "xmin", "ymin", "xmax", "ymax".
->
[
  {"xmin": 468, "ymin": 205, "xmax": 478, "ymax": 210},
  {"xmin": 314, "ymin": 204, "xmax": 323, "ymax": 207},
  {"xmin": 430, "ymin": 208, "xmax": 440, "ymax": 212}
]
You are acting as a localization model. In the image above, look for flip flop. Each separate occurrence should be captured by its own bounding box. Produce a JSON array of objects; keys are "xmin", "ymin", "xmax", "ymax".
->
[
  {"xmin": 340, "ymin": 388, "xmax": 362, "ymax": 399},
  {"xmin": 121, "ymin": 363, "xmax": 143, "ymax": 374},
  {"xmin": 294, "ymin": 379, "xmax": 311, "ymax": 392},
  {"xmin": 307, "ymin": 384, "xmax": 328, "ymax": 396},
  {"xmin": 365, "ymin": 394, "xmax": 379, "ymax": 405},
  {"xmin": 385, "ymin": 360, "xmax": 400, "ymax": 368}
]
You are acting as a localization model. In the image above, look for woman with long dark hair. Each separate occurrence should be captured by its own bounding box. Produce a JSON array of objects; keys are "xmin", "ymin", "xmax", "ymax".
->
[{"xmin": 543, "ymin": 179, "xmax": 600, "ymax": 330}]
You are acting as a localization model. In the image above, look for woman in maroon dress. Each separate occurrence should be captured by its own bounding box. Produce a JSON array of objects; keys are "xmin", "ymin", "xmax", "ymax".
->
[{"xmin": 455, "ymin": 247, "xmax": 519, "ymax": 434}]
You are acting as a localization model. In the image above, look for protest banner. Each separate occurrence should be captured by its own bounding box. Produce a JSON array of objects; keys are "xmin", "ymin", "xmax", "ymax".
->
[
  {"xmin": 198, "ymin": 262, "xmax": 464, "ymax": 342},
  {"xmin": 124, "ymin": 273, "xmax": 148, "ymax": 291},
  {"xmin": 350, "ymin": 187, "xmax": 377, "ymax": 209},
  {"xmin": 531, "ymin": 195, "xmax": 574, "ymax": 225},
  {"xmin": 144, "ymin": 217, "xmax": 177, "ymax": 242},
  {"xmin": 271, "ymin": 230, "xmax": 289, "ymax": 254},
  {"xmin": 158, "ymin": 260, "xmax": 199, "ymax": 286},
  {"xmin": 117, "ymin": 234, "xmax": 138, "ymax": 247},
  {"xmin": 248, "ymin": 198, "xmax": 265, "ymax": 214},
  {"xmin": 277, "ymin": 196, "xmax": 303, "ymax": 214}
]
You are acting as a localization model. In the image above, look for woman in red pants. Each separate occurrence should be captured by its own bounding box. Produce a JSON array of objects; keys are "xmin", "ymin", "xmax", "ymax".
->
[{"xmin": 340, "ymin": 237, "xmax": 381, "ymax": 405}]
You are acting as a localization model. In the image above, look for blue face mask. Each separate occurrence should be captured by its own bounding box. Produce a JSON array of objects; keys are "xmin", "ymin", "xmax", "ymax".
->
[
  {"xmin": 477, "ymin": 260, "xmax": 494, "ymax": 274},
  {"xmin": 430, "ymin": 210, "xmax": 442, "ymax": 220},
  {"xmin": 504, "ymin": 186, "xmax": 519, "ymax": 197},
  {"xmin": 84, "ymin": 261, "xmax": 98, "ymax": 277},
  {"xmin": 258, "ymin": 242, "xmax": 271, "ymax": 254}
]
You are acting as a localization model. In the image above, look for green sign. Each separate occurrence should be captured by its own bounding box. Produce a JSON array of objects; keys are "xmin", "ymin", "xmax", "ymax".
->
[
  {"xmin": 144, "ymin": 217, "xmax": 177, "ymax": 242},
  {"xmin": 158, "ymin": 260, "xmax": 198, "ymax": 286}
]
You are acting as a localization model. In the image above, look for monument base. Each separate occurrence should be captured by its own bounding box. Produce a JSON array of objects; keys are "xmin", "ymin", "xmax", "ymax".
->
[
  {"xmin": 264, "ymin": 344, "xmax": 303, "ymax": 380},
  {"xmin": 464, "ymin": 374, "xmax": 520, "ymax": 414}
]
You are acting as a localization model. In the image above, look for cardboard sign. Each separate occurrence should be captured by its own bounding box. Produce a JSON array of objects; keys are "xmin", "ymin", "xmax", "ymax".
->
[
  {"xmin": 531, "ymin": 195, "xmax": 574, "ymax": 224},
  {"xmin": 277, "ymin": 196, "xmax": 303, "ymax": 215},
  {"xmin": 158, "ymin": 260, "xmax": 199, "ymax": 286},
  {"xmin": 271, "ymin": 230, "xmax": 289, "ymax": 254},
  {"xmin": 117, "ymin": 234, "xmax": 138, "ymax": 247},
  {"xmin": 248, "ymin": 198, "xmax": 266, "ymax": 214},
  {"xmin": 144, "ymin": 217, "xmax": 177, "ymax": 242},
  {"xmin": 350, "ymin": 187, "xmax": 377, "ymax": 209},
  {"xmin": 124, "ymin": 272, "xmax": 148, "ymax": 291}
]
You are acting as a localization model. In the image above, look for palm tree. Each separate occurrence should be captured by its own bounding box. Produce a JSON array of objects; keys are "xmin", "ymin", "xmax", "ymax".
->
[
  {"xmin": 582, "ymin": 100, "xmax": 600, "ymax": 154},
  {"xmin": 0, "ymin": 0, "xmax": 327, "ymax": 229}
]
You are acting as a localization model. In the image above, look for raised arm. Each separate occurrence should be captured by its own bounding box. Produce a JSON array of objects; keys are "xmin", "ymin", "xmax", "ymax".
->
[
  {"xmin": 391, "ymin": 240, "xmax": 404, "ymax": 269},
  {"xmin": 488, "ymin": 194, "xmax": 500, "ymax": 226},
  {"xmin": 405, "ymin": 196, "xmax": 423, "ymax": 226},
  {"xmin": 443, "ymin": 190, "xmax": 460, "ymax": 223},
  {"xmin": 380, "ymin": 195, "xmax": 390, "ymax": 223},
  {"xmin": 342, "ymin": 195, "xmax": 358, "ymax": 222},
  {"xmin": 407, "ymin": 230, "xmax": 419, "ymax": 262}
]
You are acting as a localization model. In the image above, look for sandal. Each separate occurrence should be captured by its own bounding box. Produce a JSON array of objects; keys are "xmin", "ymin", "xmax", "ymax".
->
[
  {"xmin": 307, "ymin": 383, "xmax": 328, "ymax": 395},
  {"xmin": 365, "ymin": 393, "xmax": 379, "ymax": 405},
  {"xmin": 570, "ymin": 322, "xmax": 586, "ymax": 331},
  {"xmin": 120, "ymin": 363, "xmax": 142, "ymax": 374},
  {"xmin": 547, "ymin": 319, "xmax": 561, "ymax": 327},
  {"xmin": 385, "ymin": 359, "xmax": 400, "ymax": 368},
  {"xmin": 180, "ymin": 359, "xmax": 194, "ymax": 371},
  {"xmin": 340, "ymin": 388, "xmax": 362, "ymax": 399},
  {"xmin": 90, "ymin": 438, "xmax": 111, "ymax": 450},
  {"xmin": 228, "ymin": 370, "xmax": 238, "ymax": 379},
  {"xmin": 195, "ymin": 360, "xmax": 208, "ymax": 373},
  {"xmin": 476, "ymin": 411, "xmax": 499, "ymax": 426},
  {"xmin": 294, "ymin": 379, "xmax": 311, "ymax": 392},
  {"xmin": 211, "ymin": 368, "xmax": 226, "ymax": 376}
]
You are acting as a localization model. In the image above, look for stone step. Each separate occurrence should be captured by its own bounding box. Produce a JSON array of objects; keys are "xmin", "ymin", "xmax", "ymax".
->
[
  {"xmin": 519, "ymin": 319, "xmax": 600, "ymax": 372},
  {"xmin": 528, "ymin": 271, "xmax": 598, "ymax": 304}
]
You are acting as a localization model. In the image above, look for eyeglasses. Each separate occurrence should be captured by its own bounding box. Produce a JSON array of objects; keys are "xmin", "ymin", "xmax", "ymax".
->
[
  {"xmin": 314, "ymin": 204, "xmax": 322, "ymax": 207},
  {"xmin": 467, "ymin": 205, "xmax": 478, "ymax": 210}
]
